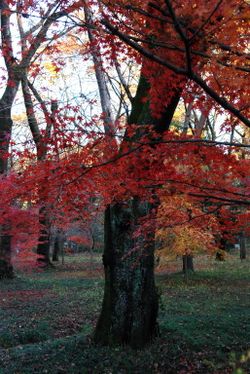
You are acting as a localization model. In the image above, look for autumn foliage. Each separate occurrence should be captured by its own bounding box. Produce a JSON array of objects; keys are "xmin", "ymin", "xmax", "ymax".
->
[{"xmin": 0, "ymin": 0, "xmax": 249, "ymax": 265}]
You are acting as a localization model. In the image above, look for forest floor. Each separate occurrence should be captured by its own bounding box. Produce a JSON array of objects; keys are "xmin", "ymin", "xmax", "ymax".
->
[{"xmin": 0, "ymin": 253, "xmax": 249, "ymax": 373}]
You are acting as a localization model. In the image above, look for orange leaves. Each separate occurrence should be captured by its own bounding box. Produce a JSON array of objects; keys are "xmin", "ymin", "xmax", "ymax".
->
[
  {"xmin": 156, "ymin": 194, "xmax": 218, "ymax": 259},
  {"xmin": 157, "ymin": 225, "xmax": 216, "ymax": 258}
]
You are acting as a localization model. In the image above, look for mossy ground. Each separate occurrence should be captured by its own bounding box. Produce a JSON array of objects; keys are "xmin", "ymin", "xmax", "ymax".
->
[{"xmin": 0, "ymin": 253, "xmax": 249, "ymax": 373}]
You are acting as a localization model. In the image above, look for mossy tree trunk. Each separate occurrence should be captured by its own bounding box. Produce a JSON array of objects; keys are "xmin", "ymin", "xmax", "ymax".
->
[{"xmin": 94, "ymin": 74, "xmax": 182, "ymax": 347}]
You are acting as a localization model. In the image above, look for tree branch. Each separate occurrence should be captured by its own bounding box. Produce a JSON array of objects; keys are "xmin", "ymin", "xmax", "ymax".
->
[{"xmin": 102, "ymin": 19, "xmax": 250, "ymax": 128}]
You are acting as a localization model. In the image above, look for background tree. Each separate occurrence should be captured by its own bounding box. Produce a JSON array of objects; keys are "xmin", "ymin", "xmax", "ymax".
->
[{"xmin": 0, "ymin": 0, "xmax": 70, "ymax": 276}]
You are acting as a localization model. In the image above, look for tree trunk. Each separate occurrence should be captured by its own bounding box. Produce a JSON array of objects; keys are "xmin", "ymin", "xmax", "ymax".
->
[
  {"xmin": 0, "ymin": 94, "xmax": 18, "ymax": 279},
  {"xmin": 182, "ymin": 255, "xmax": 194, "ymax": 283},
  {"xmin": 52, "ymin": 235, "xmax": 60, "ymax": 262},
  {"xmin": 37, "ymin": 207, "xmax": 51, "ymax": 266},
  {"xmin": 240, "ymin": 233, "xmax": 246, "ymax": 260},
  {"xmin": 0, "ymin": 1, "xmax": 22, "ymax": 278},
  {"xmin": 0, "ymin": 226, "xmax": 14, "ymax": 279},
  {"xmin": 94, "ymin": 71, "xmax": 183, "ymax": 347},
  {"xmin": 94, "ymin": 201, "xmax": 158, "ymax": 348},
  {"xmin": 182, "ymin": 255, "xmax": 194, "ymax": 272},
  {"xmin": 21, "ymin": 75, "xmax": 55, "ymax": 267}
]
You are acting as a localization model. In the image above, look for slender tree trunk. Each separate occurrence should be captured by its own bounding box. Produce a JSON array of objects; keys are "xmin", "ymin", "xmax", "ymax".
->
[
  {"xmin": 37, "ymin": 207, "xmax": 51, "ymax": 266},
  {"xmin": 182, "ymin": 103, "xmax": 192, "ymax": 134},
  {"xmin": 61, "ymin": 243, "xmax": 65, "ymax": 265},
  {"xmin": 0, "ymin": 0, "xmax": 24, "ymax": 278},
  {"xmin": 0, "ymin": 86, "xmax": 19, "ymax": 279},
  {"xmin": 52, "ymin": 234, "xmax": 60, "ymax": 262},
  {"xmin": 183, "ymin": 255, "xmax": 188, "ymax": 283},
  {"xmin": 21, "ymin": 75, "xmax": 55, "ymax": 267},
  {"xmin": 84, "ymin": 4, "xmax": 115, "ymax": 137},
  {"xmin": 0, "ymin": 224, "xmax": 14, "ymax": 279},
  {"xmin": 240, "ymin": 233, "xmax": 246, "ymax": 260},
  {"xmin": 182, "ymin": 255, "xmax": 194, "ymax": 275},
  {"xmin": 89, "ymin": 228, "xmax": 95, "ymax": 268},
  {"xmin": 94, "ymin": 72, "xmax": 182, "ymax": 347}
]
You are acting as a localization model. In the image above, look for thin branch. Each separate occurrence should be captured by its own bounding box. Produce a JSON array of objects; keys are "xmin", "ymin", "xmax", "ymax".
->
[
  {"xmin": 114, "ymin": 58, "xmax": 134, "ymax": 103},
  {"xmin": 164, "ymin": 0, "xmax": 187, "ymax": 43},
  {"xmin": 190, "ymin": 0, "xmax": 224, "ymax": 42},
  {"xmin": 190, "ymin": 71, "xmax": 250, "ymax": 128},
  {"xmin": 189, "ymin": 193, "xmax": 250, "ymax": 206},
  {"xmin": 139, "ymin": 138, "xmax": 250, "ymax": 148},
  {"xmin": 21, "ymin": 75, "xmax": 41, "ymax": 146},
  {"xmin": 28, "ymin": 80, "xmax": 50, "ymax": 119},
  {"xmin": 101, "ymin": 19, "xmax": 187, "ymax": 75},
  {"xmin": 102, "ymin": 20, "xmax": 250, "ymax": 128},
  {"xmin": 20, "ymin": 10, "xmax": 67, "ymax": 68}
]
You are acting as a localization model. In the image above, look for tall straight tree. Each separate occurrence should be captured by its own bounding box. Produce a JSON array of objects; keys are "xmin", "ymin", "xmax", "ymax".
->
[
  {"xmin": 0, "ymin": 1, "xmax": 19, "ymax": 277},
  {"xmin": 21, "ymin": 74, "xmax": 57, "ymax": 265}
]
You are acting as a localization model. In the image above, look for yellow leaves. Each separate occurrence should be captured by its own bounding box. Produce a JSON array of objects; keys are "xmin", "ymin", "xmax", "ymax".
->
[
  {"xmin": 12, "ymin": 112, "xmax": 27, "ymax": 123},
  {"xmin": 158, "ymin": 195, "xmax": 193, "ymax": 220},
  {"xmin": 156, "ymin": 225, "xmax": 215, "ymax": 258},
  {"xmin": 57, "ymin": 34, "xmax": 87, "ymax": 55},
  {"xmin": 43, "ymin": 61, "xmax": 60, "ymax": 82},
  {"xmin": 172, "ymin": 103, "xmax": 185, "ymax": 130},
  {"xmin": 156, "ymin": 194, "xmax": 218, "ymax": 262}
]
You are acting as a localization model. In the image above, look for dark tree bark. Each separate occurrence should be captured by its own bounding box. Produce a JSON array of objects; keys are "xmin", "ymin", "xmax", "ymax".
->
[
  {"xmin": 52, "ymin": 234, "xmax": 61, "ymax": 262},
  {"xmin": 36, "ymin": 207, "xmax": 51, "ymax": 266},
  {"xmin": 0, "ymin": 1, "xmax": 20, "ymax": 277},
  {"xmin": 215, "ymin": 236, "xmax": 227, "ymax": 261},
  {"xmin": 0, "ymin": 76, "xmax": 19, "ymax": 279},
  {"xmin": 240, "ymin": 233, "xmax": 246, "ymax": 260},
  {"xmin": 182, "ymin": 255, "xmax": 194, "ymax": 283},
  {"xmin": 182, "ymin": 255, "xmax": 194, "ymax": 272},
  {"xmin": 0, "ymin": 226, "xmax": 14, "ymax": 279},
  {"xmin": 52, "ymin": 240, "xmax": 59, "ymax": 262},
  {"xmin": 94, "ymin": 73, "xmax": 182, "ymax": 347},
  {"xmin": 94, "ymin": 200, "xmax": 158, "ymax": 347}
]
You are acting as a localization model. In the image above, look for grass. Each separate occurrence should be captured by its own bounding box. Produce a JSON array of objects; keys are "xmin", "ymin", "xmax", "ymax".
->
[{"xmin": 0, "ymin": 253, "xmax": 249, "ymax": 373}]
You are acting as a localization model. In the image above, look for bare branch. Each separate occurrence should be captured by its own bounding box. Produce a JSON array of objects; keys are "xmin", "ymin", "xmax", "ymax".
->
[{"xmin": 101, "ymin": 19, "xmax": 187, "ymax": 75}]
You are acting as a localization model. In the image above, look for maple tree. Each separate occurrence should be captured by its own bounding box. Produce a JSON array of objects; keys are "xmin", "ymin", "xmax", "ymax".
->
[
  {"xmin": 0, "ymin": 0, "xmax": 249, "ymax": 349},
  {"xmin": 90, "ymin": 0, "xmax": 249, "ymax": 347}
]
